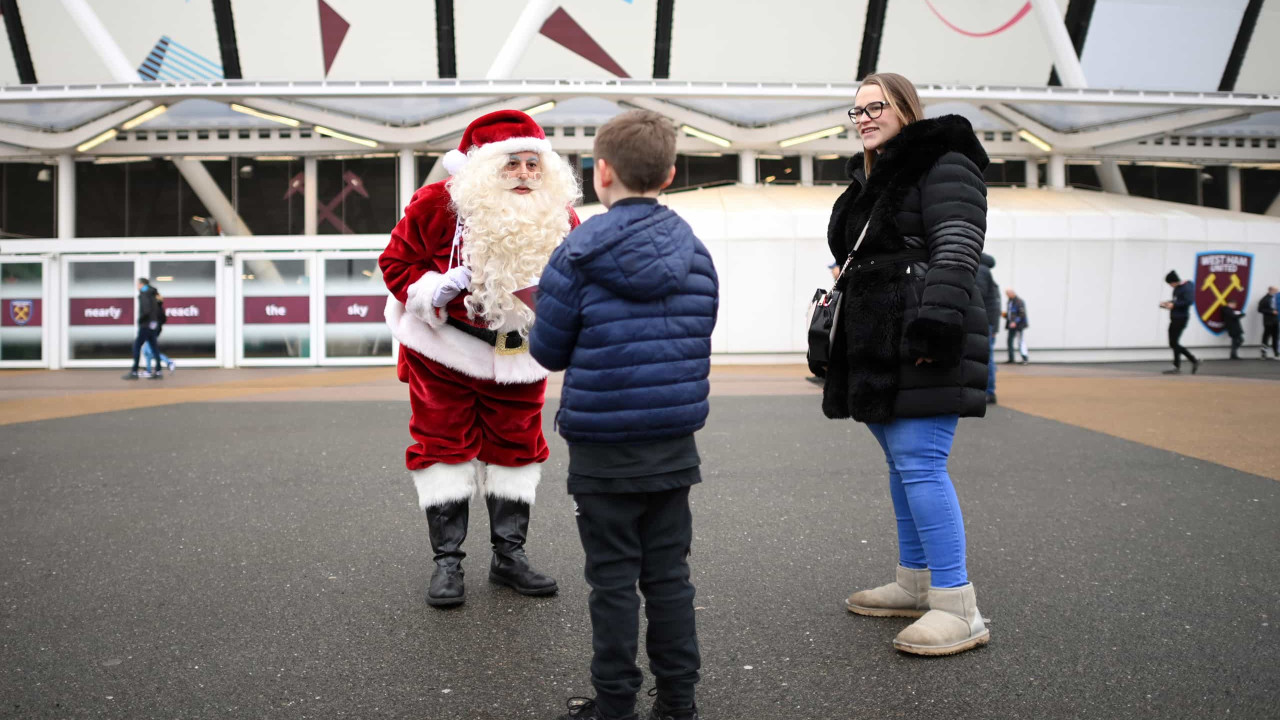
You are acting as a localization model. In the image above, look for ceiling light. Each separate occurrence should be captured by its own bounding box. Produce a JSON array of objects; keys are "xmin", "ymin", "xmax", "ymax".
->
[
  {"xmin": 757, "ymin": 154, "xmax": 784, "ymax": 160},
  {"xmin": 93, "ymin": 156, "xmax": 150, "ymax": 164},
  {"xmin": 253, "ymin": 155, "xmax": 300, "ymax": 162},
  {"xmin": 680, "ymin": 125, "xmax": 731, "ymax": 149},
  {"xmin": 1066, "ymin": 159, "xmax": 1101, "ymax": 165},
  {"xmin": 76, "ymin": 129, "xmax": 118, "ymax": 152},
  {"xmin": 314, "ymin": 125, "xmax": 379, "ymax": 149},
  {"xmin": 1017, "ymin": 129, "xmax": 1053, "ymax": 152},
  {"xmin": 230, "ymin": 103, "xmax": 301, "ymax": 127},
  {"xmin": 121, "ymin": 105, "xmax": 168, "ymax": 131},
  {"xmin": 1229, "ymin": 162, "xmax": 1280, "ymax": 170},
  {"xmin": 816, "ymin": 154, "xmax": 841, "ymax": 161},
  {"xmin": 523, "ymin": 101, "xmax": 556, "ymax": 116},
  {"xmin": 1137, "ymin": 161, "xmax": 1202, "ymax": 169},
  {"xmin": 154, "ymin": 276, "xmax": 174, "ymax": 282},
  {"xmin": 778, "ymin": 126, "xmax": 844, "ymax": 148}
]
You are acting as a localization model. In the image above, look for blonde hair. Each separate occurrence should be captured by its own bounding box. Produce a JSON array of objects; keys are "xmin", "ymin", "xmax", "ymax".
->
[{"xmin": 858, "ymin": 73, "xmax": 924, "ymax": 177}]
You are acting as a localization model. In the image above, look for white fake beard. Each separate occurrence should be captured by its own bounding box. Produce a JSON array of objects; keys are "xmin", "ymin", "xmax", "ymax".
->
[{"xmin": 448, "ymin": 148, "xmax": 581, "ymax": 332}]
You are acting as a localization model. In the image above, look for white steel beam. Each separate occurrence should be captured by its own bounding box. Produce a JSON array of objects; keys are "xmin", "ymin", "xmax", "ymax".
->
[
  {"xmin": 1047, "ymin": 154, "xmax": 1066, "ymax": 189},
  {"xmin": 58, "ymin": 0, "xmax": 138, "ymax": 82},
  {"xmin": 740, "ymin": 150, "xmax": 757, "ymax": 186},
  {"xmin": 1267, "ymin": 190, "xmax": 1280, "ymax": 217},
  {"xmin": 1098, "ymin": 159, "xmax": 1129, "ymax": 195},
  {"xmin": 1030, "ymin": 0, "xmax": 1087, "ymax": 89},
  {"xmin": 172, "ymin": 157, "xmax": 251, "ymax": 236},
  {"xmin": 800, "ymin": 154, "xmax": 814, "ymax": 187},
  {"xmin": 304, "ymin": 156, "xmax": 318, "ymax": 235},
  {"xmin": 398, "ymin": 149, "xmax": 416, "ymax": 210},
  {"xmin": 1227, "ymin": 165, "xmax": 1242, "ymax": 211},
  {"xmin": 0, "ymin": 100, "xmax": 153, "ymax": 151},
  {"xmin": 487, "ymin": 0, "xmax": 557, "ymax": 79},
  {"xmin": 3, "ymin": 81, "xmax": 1276, "ymax": 110}
]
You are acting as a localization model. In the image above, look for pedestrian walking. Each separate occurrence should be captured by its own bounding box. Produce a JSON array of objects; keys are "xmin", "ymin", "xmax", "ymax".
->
[
  {"xmin": 1222, "ymin": 302, "xmax": 1245, "ymax": 360},
  {"xmin": 1259, "ymin": 286, "xmax": 1279, "ymax": 359},
  {"xmin": 1003, "ymin": 289, "xmax": 1028, "ymax": 364},
  {"xmin": 825, "ymin": 72, "xmax": 990, "ymax": 657},
  {"xmin": 1160, "ymin": 270, "xmax": 1200, "ymax": 374},
  {"xmin": 122, "ymin": 278, "xmax": 165, "ymax": 381},
  {"xmin": 976, "ymin": 253, "xmax": 1000, "ymax": 402}
]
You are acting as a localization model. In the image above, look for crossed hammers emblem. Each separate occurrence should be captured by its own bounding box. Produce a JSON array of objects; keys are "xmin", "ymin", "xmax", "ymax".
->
[
  {"xmin": 284, "ymin": 170, "xmax": 370, "ymax": 234},
  {"xmin": 1200, "ymin": 272, "xmax": 1243, "ymax": 321}
]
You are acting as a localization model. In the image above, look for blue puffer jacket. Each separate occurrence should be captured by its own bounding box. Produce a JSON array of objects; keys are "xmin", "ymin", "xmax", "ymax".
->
[{"xmin": 530, "ymin": 201, "xmax": 719, "ymax": 444}]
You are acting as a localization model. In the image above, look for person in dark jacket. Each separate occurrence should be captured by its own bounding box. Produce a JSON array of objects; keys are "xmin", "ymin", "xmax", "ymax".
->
[
  {"xmin": 530, "ymin": 110, "xmax": 718, "ymax": 720},
  {"xmin": 1222, "ymin": 302, "xmax": 1245, "ymax": 359},
  {"xmin": 1004, "ymin": 289, "xmax": 1028, "ymax": 364},
  {"xmin": 975, "ymin": 253, "xmax": 1000, "ymax": 402},
  {"xmin": 122, "ymin": 278, "xmax": 164, "ymax": 381},
  {"xmin": 826, "ymin": 73, "xmax": 989, "ymax": 657},
  {"xmin": 1160, "ymin": 270, "xmax": 1199, "ymax": 374},
  {"xmin": 1260, "ymin": 286, "xmax": 1279, "ymax": 359}
]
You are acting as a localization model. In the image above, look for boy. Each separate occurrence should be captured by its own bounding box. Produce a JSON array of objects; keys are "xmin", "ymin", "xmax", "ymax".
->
[{"xmin": 529, "ymin": 110, "xmax": 719, "ymax": 720}]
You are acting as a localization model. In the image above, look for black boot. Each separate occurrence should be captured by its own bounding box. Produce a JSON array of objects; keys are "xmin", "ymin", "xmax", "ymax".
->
[
  {"xmin": 486, "ymin": 495, "xmax": 558, "ymax": 596},
  {"xmin": 424, "ymin": 499, "xmax": 469, "ymax": 607}
]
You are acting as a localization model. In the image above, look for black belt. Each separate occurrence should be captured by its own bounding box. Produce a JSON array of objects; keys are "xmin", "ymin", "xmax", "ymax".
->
[
  {"xmin": 850, "ymin": 248, "xmax": 929, "ymax": 273},
  {"xmin": 446, "ymin": 316, "xmax": 527, "ymax": 353}
]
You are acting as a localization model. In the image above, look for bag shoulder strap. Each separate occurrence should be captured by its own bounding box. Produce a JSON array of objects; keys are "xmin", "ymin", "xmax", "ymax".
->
[{"xmin": 831, "ymin": 222, "xmax": 869, "ymax": 287}]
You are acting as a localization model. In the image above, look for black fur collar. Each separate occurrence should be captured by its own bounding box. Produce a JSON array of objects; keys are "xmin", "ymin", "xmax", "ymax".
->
[{"xmin": 846, "ymin": 114, "xmax": 989, "ymax": 185}]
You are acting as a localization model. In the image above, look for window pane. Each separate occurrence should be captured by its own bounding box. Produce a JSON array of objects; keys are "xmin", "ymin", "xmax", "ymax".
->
[
  {"xmin": 242, "ymin": 258, "xmax": 311, "ymax": 359},
  {"xmin": 127, "ymin": 159, "xmax": 182, "ymax": 237},
  {"xmin": 75, "ymin": 162, "xmax": 128, "ymax": 237},
  {"xmin": 323, "ymin": 258, "xmax": 391, "ymax": 358},
  {"xmin": 1, "ymin": 262, "xmax": 43, "ymax": 361},
  {"xmin": 316, "ymin": 157, "xmax": 398, "ymax": 234},
  {"xmin": 234, "ymin": 158, "xmax": 304, "ymax": 236},
  {"xmin": 151, "ymin": 260, "xmax": 217, "ymax": 361},
  {"xmin": 67, "ymin": 260, "xmax": 136, "ymax": 360},
  {"xmin": 2, "ymin": 163, "xmax": 55, "ymax": 239}
]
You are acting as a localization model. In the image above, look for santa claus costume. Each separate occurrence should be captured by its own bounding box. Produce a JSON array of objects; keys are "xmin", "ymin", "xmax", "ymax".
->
[{"xmin": 380, "ymin": 110, "xmax": 580, "ymax": 606}]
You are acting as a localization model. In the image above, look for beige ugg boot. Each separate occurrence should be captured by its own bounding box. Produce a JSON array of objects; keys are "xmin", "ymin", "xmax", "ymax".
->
[
  {"xmin": 845, "ymin": 565, "xmax": 931, "ymax": 618},
  {"xmin": 892, "ymin": 583, "xmax": 989, "ymax": 656}
]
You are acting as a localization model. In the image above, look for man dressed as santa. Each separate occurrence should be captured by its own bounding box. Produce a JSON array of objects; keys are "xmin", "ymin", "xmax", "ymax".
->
[{"xmin": 380, "ymin": 110, "xmax": 580, "ymax": 607}]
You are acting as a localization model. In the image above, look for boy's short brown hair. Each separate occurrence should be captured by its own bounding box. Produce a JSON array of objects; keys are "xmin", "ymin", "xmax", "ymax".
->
[{"xmin": 593, "ymin": 109, "xmax": 677, "ymax": 192}]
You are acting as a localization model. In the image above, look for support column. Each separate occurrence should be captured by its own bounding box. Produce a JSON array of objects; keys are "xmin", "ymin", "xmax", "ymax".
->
[
  {"xmin": 1227, "ymin": 165, "xmax": 1243, "ymax": 212},
  {"xmin": 173, "ymin": 158, "xmax": 251, "ymax": 235},
  {"xmin": 799, "ymin": 153, "xmax": 814, "ymax": 187},
  {"xmin": 56, "ymin": 155, "xmax": 75, "ymax": 239},
  {"xmin": 1099, "ymin": 160, "xmax": 1129, "ymax": 195},
  {"xmin": 398, "ymin": 148, "xmax": 416, "ymax": 212},
  {"xmin": 486, "ymin": 0, "xmax": 556, "ymax": 79},
  {"xmin": 44, "ymin": 253, "xmax": 62, "ymax": 369},
  {"xmin": 1030, "ymin": 0, "xmax": 1087, "ymax": 88},
  {"xmin": 1047, "ymin": 154, "xmax": 1066, "ymax": 190},
  {"xmin": 740, "ymin": 150, "xmax": 757, "ymax": 186},
  {"xmin": 304, "ymin": 156, "xmax": 318, "ymax": 235},
  {"xmin": 1025, "ymin": 160, "xmax": 1038, "ymax": 189}
]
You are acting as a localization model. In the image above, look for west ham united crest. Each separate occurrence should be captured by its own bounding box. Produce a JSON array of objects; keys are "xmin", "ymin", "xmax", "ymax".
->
[
  {"xmin": 1194, "ymin": 252, "xmax": 1253, "ymax": 334},
  {"xmin": 8, "ymin": 299, "xmax": 33, "ymax": 326}
]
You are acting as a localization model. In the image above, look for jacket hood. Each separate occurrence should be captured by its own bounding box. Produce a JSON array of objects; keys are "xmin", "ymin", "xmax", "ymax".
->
[
  {"xmin": 848, "ymin": 114, "xmax": 990, "ymax": 183},
  {"xmin": 981, "ymin": 253, "xmax": 996, "ymax": 269},
  {"xmin": 566, "ymin": 203, "xmax": 693, "ymax": 301}
]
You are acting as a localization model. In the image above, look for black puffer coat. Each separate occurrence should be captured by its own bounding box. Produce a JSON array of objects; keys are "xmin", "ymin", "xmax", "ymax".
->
[{"xmin": 823, "ymin": 114, "xmax": 990, "ymax": 423}]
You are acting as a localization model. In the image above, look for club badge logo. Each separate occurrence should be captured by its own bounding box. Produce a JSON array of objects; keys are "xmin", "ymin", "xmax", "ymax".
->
[
  {"xmin": 8, "ymin": 299, "xmax": 33, "ymax": 326},
  {"xmin": 1194, "ymin": 252, "xmax": 1253, "ymax": 335}
]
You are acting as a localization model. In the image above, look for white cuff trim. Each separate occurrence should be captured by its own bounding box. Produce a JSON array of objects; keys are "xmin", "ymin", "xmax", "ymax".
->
[
  {"xmin": 412, "ymin": 461, "xmax": 478, "ymax": 510},
  {"xmin": 404, "ymin": 271, "xmax": 448, "ymax": 328},
  {"xmin": 446, "ymin": 138, "xmax": 556, "ymax": 174},
  {"xmin": 482, "ymin": 462, "xmax": 541, "ymax": 505}
]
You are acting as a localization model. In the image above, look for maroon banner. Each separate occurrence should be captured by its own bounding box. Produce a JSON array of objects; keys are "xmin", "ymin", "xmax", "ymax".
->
[
  {"xmin": 244, "ymin": 296, "xmax": 310, "ymax": 324},
  {"xmin": 69, "ymin": 297, "xmax": 133, "ymax": 326},
  {"xmin": 2, "ymin": 298, "xmax": 41, "ymax": 327},
  {"xmin": 162, "ymin": 297, "xmax": 217, "ymax": 325},
  {"xmin": 325, "ymin": 295, "xmax": 386, "ymax": 323}
]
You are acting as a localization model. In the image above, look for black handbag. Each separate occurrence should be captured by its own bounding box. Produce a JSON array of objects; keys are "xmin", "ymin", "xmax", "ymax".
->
[{"xmin": 806, "ymin": 224, "xmax": 867, "ymax": 377}]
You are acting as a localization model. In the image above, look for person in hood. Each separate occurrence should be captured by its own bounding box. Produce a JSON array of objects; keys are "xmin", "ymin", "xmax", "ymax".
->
[
  {"xmin": 530, "ymin": 109, "xmax": 718, "ymax": 720},
  {"xmin": 827, "ymin": 73, "xmax": 990, "ymax": 657},
  {"xmin": 975, "ymin": 253, "xmax": 1000, "ymax": 402},
  {"xmin": 122, "ymin": 278, "xmax": 165, "ymax": 381}
]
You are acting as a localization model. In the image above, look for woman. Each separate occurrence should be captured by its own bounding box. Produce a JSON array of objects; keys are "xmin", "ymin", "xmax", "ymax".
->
[{"xmin": 825, "ymin": 73, "xmax": 990, "ymax": 656}]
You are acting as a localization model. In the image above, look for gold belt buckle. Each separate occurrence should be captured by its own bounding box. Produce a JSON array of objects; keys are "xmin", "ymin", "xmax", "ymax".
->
[{"xmin": 495, "ymin": 331, "xmax": 528, "ymax": 356}]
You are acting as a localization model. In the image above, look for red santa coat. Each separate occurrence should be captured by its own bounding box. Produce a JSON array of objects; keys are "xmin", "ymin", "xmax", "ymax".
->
[{"xmin": 380, "ymin": 180, "xmax": 580, "ymax": 385}]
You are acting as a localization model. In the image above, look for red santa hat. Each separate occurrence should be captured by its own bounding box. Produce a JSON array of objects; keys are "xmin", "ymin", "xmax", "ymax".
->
[{"xmin": 441, "ymin": 109, "xmax": 554, "ymax": 176}]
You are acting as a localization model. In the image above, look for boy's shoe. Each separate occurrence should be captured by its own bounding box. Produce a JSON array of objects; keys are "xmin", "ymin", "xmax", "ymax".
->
[
  {"xmin": 559, "ymin": 697, "xmax": 636, "ymax": 720},
  {"xmin": 647, "ymin": 694, "xmax": 699, "ymax": 720},
  {"xmin": 846, "ymin": 565, "xmax": 930, "ymax": 618},
  {"xmin": 148, "ymin": 371, "xmax": 164, "ymax": 380},
  {"xmin": 892, "ymin": 583, "xmax": 989, "ymax": 656},
  {"xmin": 121, "ymin": 371, "xmax": 139, "ymax": 380},
  {"xmin": 1191, "ymin": 358, "xmax": 1200, "ymax": 374},
  {"xmin": 138, "ymin": 370, "xmax": 153, "ymax": 378},
  {"xmin": 1162, "ymin": 367, "xmax": 1182, "ymax": 375},
  {"xmin": 167, "ymin": 359, "xmax": 176, "ymax": 373}
]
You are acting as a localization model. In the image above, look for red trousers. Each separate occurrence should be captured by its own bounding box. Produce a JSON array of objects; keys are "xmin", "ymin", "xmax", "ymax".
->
[{"xmin": 398, "ymin": 347, "xmax": 549, "ymax": 471}]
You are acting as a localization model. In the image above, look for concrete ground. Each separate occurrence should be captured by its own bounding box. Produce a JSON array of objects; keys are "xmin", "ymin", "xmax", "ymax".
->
[{"xmin": 1, "ymin": 361, "xmax": 1278, "ymax": 719}]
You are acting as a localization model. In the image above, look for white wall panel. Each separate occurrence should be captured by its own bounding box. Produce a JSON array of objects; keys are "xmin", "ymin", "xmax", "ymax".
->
[
  {"xmin": 878, "ymin": 0, "xmax": 1066, "ymax": 86},
  {"xmin": 455, "ymin": 0, "xmax": 654, "ymax": 80},
  {"xmin": 1063, "ymin": 240, "xmax": 1113, "ymax": 347},
  {"xmin": 1234, "ymin": 0, "xmax": 1280, "ymax": 93},
  {"xmin": 1107, "ymin": 241, "xmax": 1168, "ymax": 347},
  {"xmin": 21, "ymin": 0, "xmax": 219, "ymax": 84},
  {"xmin": 669, "ymin": 0, "xmax": 865, "ymax": 83},
  {"xmin": 1081, "ymin": 0, "xmax": 1247, "ymax": 91},
  {"xmin": 719, "ymin": 238, "xmax": 796, "ymax": 353},
  {"xmin": 1010, "ymin": 239, "xmax": 1069, "ymax": 349}
]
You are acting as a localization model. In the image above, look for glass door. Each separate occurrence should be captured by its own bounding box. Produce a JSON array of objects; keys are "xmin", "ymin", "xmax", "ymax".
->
[
  {"xmin": 142, "ymin": 256, "xmax": 222, "ymax": 367},
  {"xmin": 235, "ymin": 253, "xmax": 318, "ymax": 366},
  {"xmin": 62, "ymin": 255, "xmax": 141, "ymax": 367},
  {"xmin": 0, "ymin": 256, "xmax": 47, "ymax": 367},
  {"xmin": 319, "ymin": 253, "xmax": 394, "ymax": 365}
]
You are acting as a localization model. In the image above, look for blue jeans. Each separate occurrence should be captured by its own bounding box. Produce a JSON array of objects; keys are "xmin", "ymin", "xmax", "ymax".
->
[
  {"xmin": 141, "ymin": 341, "xmax": 171, "ymax": 373},
  {"xmin": 866, "ymin": 415, "xmax": 968, "ymax": 588},
  {"xmin": 986, "ymin": 326, "xmax": 997, "ymax": 394}
]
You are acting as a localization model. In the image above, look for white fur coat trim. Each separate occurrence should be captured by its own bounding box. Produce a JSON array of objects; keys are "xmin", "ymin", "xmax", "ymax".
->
[
  {"xmin": 385, "ymin": 295, "xmax": 550, "ymax": 384},
  {"xmin": 412, "ymin": 461, "xmax": 478, "ymax": 510},
  {"xmin": 404, "ymin": 272, "xmax": 449, "ymax": 328},
  {"xmin": 482, "ymin": 462, "xmax": 541, "ymax": 505},
  {"xmin": 445, "ymin": 138, "xmax": 556, "ymax": 175}
]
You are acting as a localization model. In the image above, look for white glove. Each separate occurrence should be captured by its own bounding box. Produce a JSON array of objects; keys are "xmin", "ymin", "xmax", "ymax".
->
[{"xmin": 431, "ymin": 266, "xmax": 472, "ymax": 307}]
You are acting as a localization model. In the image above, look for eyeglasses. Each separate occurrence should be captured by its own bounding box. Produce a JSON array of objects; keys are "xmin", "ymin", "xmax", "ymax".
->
[{"xmin": 848, "ymin": 101, "xmax": 887, "ymax": 123}]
